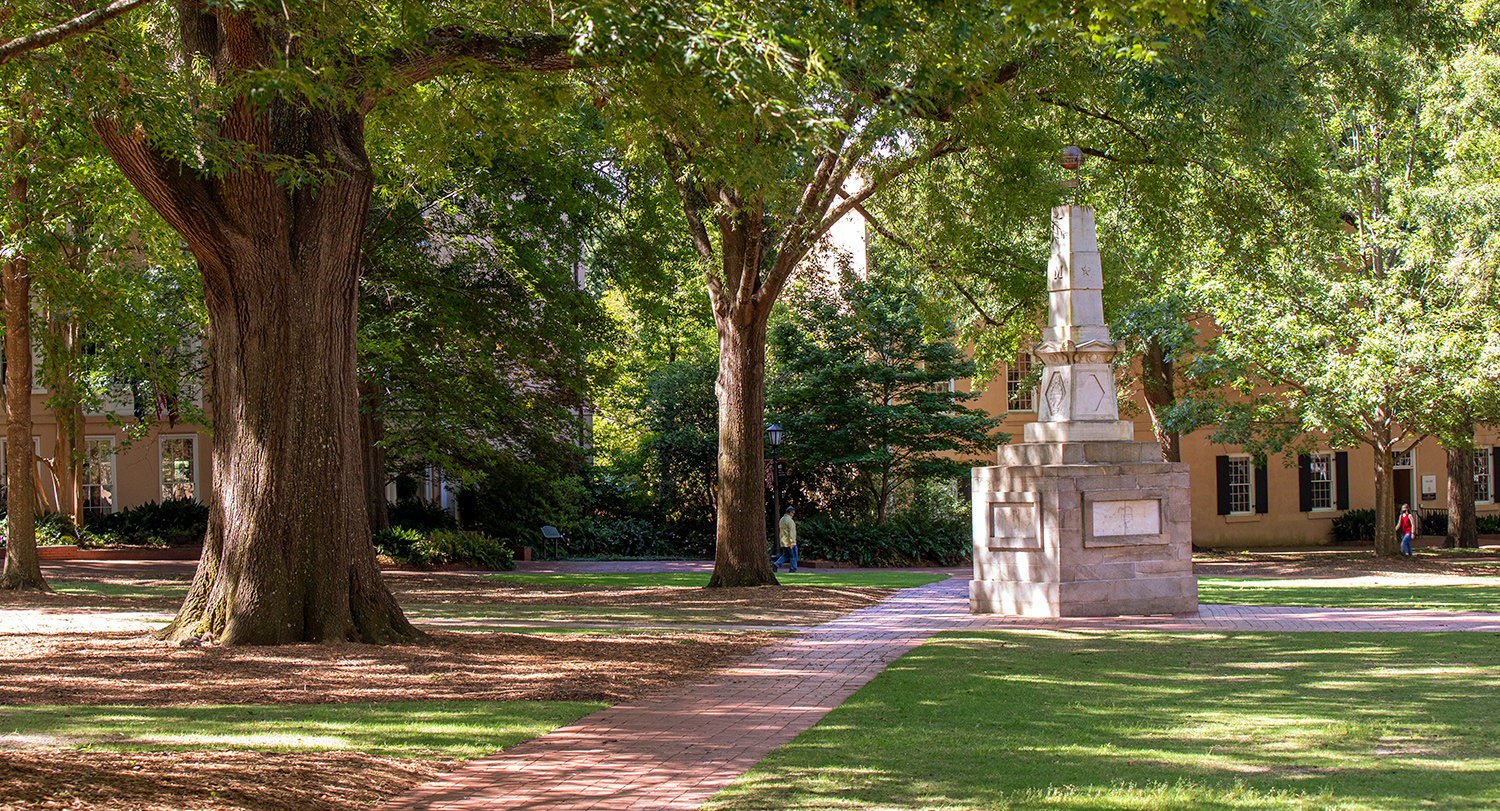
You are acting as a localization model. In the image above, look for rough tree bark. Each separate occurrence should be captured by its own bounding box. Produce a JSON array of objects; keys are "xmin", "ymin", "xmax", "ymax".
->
[
  {"xmin": 0, "ymin": 129, "xmax": 47, "ymax": 592},
  {"xmin": 711, "ymin": 310, "xmax": 776, "ymax": 586},
  {"xmin": 42, "ymin": 294, "xmax": 84, "ymax": 524},
  {"xmin": 1445, "ymin": 441, "xmax": 1478, "ymax": 548},
  {"xmin": 359, "ymin": 380, "xmax": 390, "ymax": 533},
  {"xmin": 87, "ymin": 8, "xmax": 574, "ymax": 643},
  {"xmin": 1141, "ymin": 338, "xmax": 1180, "ymax": 463},
  {"xmin": 1370, "ymin": 413, "xmax": 1399, "ymax": 557}
]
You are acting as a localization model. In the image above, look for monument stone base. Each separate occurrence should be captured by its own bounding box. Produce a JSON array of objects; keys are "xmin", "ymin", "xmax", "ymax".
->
[{"xmin": 970, "ymin": 440, "xmax": 1198, "ymax": 617}]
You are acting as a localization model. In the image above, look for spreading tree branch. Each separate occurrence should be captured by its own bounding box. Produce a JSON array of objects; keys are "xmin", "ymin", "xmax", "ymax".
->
[
  {"xmin": 0, "ymin": 0, "xmax": 154, "ymax": 66},
  {"xmin": 371, "ymin": 27, "xmax": 579, "ymax": 110}
]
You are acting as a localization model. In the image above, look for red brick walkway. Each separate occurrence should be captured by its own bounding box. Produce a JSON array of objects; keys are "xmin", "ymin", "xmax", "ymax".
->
[{"xmin": 375, "ymin": 573, "xmax": 1500, "ymax": 811}]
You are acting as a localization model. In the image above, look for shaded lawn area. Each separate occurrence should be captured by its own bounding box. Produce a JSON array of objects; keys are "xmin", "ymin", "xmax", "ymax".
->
[
  {"xmin": 0, "ymin": 701, "xmax": 600, "ymax": 758},
  {"xmin": 402, "ymin": 594, "xmax": 880, "ymax": 627},
  {"xmin": 29, "ymin": 571, "xmax": 937, "ymax": 629},
  {"xmin": 0, "ymin": 701, "xmax": 599, "ymax": 811},
  {"xmin": 485, "ymin": 571, "xmax": 948, "ymax": 589},
  {"xmin": 1200, "ymin": 579, "xmax": 1500, "ymax": 614},
  {"xmin": 705, "ymin": 631, "xmax": 1500, "ymax": 811}
]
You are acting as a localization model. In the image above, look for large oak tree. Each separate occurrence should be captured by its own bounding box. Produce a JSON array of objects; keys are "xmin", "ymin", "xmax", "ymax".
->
[{"xmin": 73, "ymin": 2, "xmax": 581, "ymax": 643}]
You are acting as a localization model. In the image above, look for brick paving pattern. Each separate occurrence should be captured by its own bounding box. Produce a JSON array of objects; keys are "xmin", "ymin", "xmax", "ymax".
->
[{"xmin": 376, "ymin": 573, "xmax": 1500, "ymax": 811}]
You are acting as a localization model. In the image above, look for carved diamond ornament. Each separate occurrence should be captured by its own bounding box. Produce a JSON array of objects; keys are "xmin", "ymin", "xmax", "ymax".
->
[{"xmin": 1044, "ymin": 373, "xmax": 1067, "ymax": 414}]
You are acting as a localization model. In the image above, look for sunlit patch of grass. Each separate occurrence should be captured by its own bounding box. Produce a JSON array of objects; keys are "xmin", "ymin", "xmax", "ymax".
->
[
  {"xmin": 1199, "ymin": 579, "xmax": 1500, "ymax": 613},
  {"xmin": 483, "ymin": 571, "xmax": 947, "ymax": 589},
  {"xmin": 49, "ymin": 581, "xmax": 187, "ymax": 601},
  {"xmin": 704, "ymin": 631, "xmax": 1500, "ymax": 810},
  {"xmin": 0, "ymin": 701, "xmax": 602, "ymax": 760}
]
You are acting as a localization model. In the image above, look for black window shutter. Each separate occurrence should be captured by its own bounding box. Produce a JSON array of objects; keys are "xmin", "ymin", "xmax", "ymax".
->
[
  {"xmin": 1298, "ymin": 454, "xmax": 1313, "ymax": 512},
  {"xmin": 1216, "ymin": 455, "xmax": 1231, "ymax": 516},
  {"xmin": 1255, "ymin": 462, "xmax": 1269, "ymax": 514},
  {"xmin": 1335, "ymin": 451, "xmax": 1350, "ymax": 510},
  {"xmin": 1492, "ymin": 447, "xmax": 1499, "ymax": 501}
]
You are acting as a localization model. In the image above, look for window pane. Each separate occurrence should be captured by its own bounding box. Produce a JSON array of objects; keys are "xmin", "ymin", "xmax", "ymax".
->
[
  {"xmin": 1476, "ymin": 449, "xmax": 1492, "ymax": 503},
  {"xmin": 1007, "ymin": 355, "xmax": 1033, "ymax": 411},
  {"xmin": 1310, "ymin": 453, "xmax": 1333, "ymax": 510},
  {"xmin": 161, "ymin": 438, "xmax": 195, "ymax": 501},
  {"xmin": 1228, "ymin": 457, "xmax": 1252, "ymax": 514},
  {"xmin": 81, "ymin": 440, "xmax": 115, "ymax": 516}
]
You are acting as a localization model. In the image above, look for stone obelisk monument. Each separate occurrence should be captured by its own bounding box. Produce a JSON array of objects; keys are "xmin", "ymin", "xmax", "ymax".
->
[{"xmin": 969, "ymin": 206, "xmax": 1197, "ymax": 617}]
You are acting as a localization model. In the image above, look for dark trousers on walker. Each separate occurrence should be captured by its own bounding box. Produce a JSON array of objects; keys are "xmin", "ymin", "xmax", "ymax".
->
[{"xmin": 773, "ymin": 545, "xmax": 797, "ymax": 572}]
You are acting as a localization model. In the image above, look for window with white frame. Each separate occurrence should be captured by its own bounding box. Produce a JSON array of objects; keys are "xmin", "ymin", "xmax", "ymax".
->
[
  {"xmin": 1007, "ymin": 355, "xmax": 1034, "ymax": 411},
  {"xmin": 1228, "ymin": 455, "xmax": 1254, "ymax": 514},
  {"xmin": 160, "ymin": 436, "xmax": 196, "ymax": 501},
  {"xmin": 1309, "ymin": 452, "xmax": 1335, "ymax": 511},
  {"xmin": 1476, "ymin": 448, "xmax": 1493, "ymax": 503},
  {"xmin": 81, "ymin": 438, "xmax": 117, "ymax": 516}
]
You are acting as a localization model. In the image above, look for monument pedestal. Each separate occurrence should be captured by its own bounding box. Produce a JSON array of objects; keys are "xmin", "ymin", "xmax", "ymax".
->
[
  {"xmin": 969, "ymin": 205, "xmax": 1196, "ymax": 617},
  {"xmin": 969, "ymin": 440, "xmax": 1198, "ymax": 617}
]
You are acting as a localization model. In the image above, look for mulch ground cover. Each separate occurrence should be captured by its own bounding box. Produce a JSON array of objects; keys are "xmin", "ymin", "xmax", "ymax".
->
[
  {"xmin": 0, "ymin": 569, "xmax": 892, "ymax": 811},
  {"xmin": 4, "ymin": 554, "xmax": 1498, "ymax": 811}
]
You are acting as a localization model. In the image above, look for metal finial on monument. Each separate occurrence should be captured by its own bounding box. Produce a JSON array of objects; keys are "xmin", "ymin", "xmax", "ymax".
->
[{"xmin": 1058, "ymin": 145, "xmax": 1085, "ymax": 192}]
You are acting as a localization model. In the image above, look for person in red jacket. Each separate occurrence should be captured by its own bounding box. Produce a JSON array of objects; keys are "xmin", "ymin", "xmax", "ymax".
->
[{"xmin": 1397, "ymin": 503, "xmax": 1415, "ymax": 557}]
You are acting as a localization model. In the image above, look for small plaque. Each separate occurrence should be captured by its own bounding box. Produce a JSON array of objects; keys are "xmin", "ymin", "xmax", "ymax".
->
[
  {"xmin": 1091, "ymin": 499, "xmax": 1160, "ymax": 536},
  {"xmin": 988, "ymin": 497, "xmax": 1041, "ymax": 550}
]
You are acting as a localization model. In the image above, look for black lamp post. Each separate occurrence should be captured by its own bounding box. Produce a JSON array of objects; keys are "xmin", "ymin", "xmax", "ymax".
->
[{"xmin": 766, "ymin": 423, "xmax": 783, "ymax": 551}]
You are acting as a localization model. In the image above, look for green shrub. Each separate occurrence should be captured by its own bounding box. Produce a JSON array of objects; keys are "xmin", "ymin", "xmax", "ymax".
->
[
  {"xmin": 1478, "ymin": 514, "xmax": 1500, "ymax": 534},
  {"xmin": 1330, "ymin": 508, "xmax": 1376, "ymax": 544},
  {"xmin": 1, "ymin": 512, "xmax": 87, "ymax": 546},
  {"xmin": 83, "ymin": 498, "xmax": 209, "ymax": 547},
  {"xmin": 373, "ymin": 526, "xmax": 430, "ymax": 566},
  {"xmin": 1420, "ymin": 509, "xmax": 1449, "ymax": 536},
  {"xmin": 374, "ymin": 527, "xmax": 513, "ymax": 570},
  {"xmin": 387, "ymin": 499, "xmax": 459, "ymax": 533},
  {"xmin": 568, "ymin": 518, "xmax": 713, "ymax": 559},
  {"xmin": 422, "ymin": 529, "xmax": 514, "ymax": 570},
  {"xmin": 797, "ymin": 513, "xmax": 971, "ymax": 567}
]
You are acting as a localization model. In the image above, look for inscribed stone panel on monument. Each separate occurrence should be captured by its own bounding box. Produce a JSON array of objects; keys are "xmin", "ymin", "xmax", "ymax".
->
[
  {"xmin": 1082, "ymin": 489, "xmax": 1170, "ymax": 547},
  {"xmin": 1091, "ymin": 499, "xmax": 1160, "ymax": 536},
  {"xmin": 988, "ymin": 496, "xmax": 1041, "ymax": 550}
]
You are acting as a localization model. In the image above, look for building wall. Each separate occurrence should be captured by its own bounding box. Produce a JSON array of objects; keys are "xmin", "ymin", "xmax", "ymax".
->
[{"xmin": 9, "ymin": 384, "xmax": 212, "ymax": 516}]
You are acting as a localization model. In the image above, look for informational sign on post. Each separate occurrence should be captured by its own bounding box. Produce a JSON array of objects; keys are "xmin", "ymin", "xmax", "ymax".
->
[{"xmin": 1422, "ymin": 475, "xmax": 1438, "ymax": 501}]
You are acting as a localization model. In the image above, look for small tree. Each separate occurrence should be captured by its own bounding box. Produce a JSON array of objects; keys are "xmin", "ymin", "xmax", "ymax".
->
[{"xmin": 770, "ymin": 269, "xmax": 1003, "ymax": 524}]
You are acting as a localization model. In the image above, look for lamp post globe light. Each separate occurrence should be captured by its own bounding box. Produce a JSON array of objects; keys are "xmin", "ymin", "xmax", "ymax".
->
[{"xmin": 766, "ymin": 424, "xmax": 783, "ymax": 552}]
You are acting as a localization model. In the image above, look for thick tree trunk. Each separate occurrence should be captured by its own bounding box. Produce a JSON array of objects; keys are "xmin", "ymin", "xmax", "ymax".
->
[
  {"xmin": 0, "ymin": 162, "xmax": 46, "ymax": 592},
  {"xmin": 44, "ymin": 306, "xmax": 83, "ymax": 524},
  {"xmin": 1372, "ymin": 431, "xmax": 1399, "ymax": 557},
  {"xmin": 1141, "ymin": 339, "xmax": 1180, "ymax": 463},
  {"xmin": 359, "ymin": 379, "xmax": 389, "ymax": 533},
  {"xmin": 708, "ymin": 311, "xmax": 779, "ymax": 588},
  {"xmin": 97, "ymin": 104, "xmax": 417, "ymax": 644},
  {"xmin": 1446, "ymin": 443, "xmax": 1478, "ymax": 549}
]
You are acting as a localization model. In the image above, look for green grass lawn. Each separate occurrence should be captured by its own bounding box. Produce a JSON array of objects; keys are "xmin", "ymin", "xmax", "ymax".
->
[
  {"xmin": 0, "ymin": 701, "xmax": 602, "ymax": 759},
  {"xmin": 1199, "ymin": 579, "xmax": 1500, "ymax": 613},
  {"xmin": 50, "ymin": 581, "xmax": 188, "ymax": 600},
  {"xmin": 484, "ymin": 571, "xmax": 947, "ymax": 589},
  {"xmin": 704, "ymin": 631, "xmax": 1500, "ymax": 811}
]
